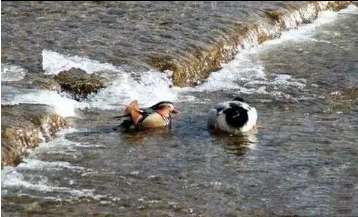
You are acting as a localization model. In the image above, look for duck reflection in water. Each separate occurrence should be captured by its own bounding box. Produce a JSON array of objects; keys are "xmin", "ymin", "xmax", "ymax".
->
[
  {"xmin": 210, "ymin": 128, "xmax": 258, "ymax": 156},
  {"xmin": 120, "ymin": 127, "xmax": 173, "ymax": 145}
]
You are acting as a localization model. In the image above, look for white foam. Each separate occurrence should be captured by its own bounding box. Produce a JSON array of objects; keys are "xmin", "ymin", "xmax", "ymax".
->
[
  {"xmin": 1, "ymin": 165, "xmax": 117, "ymax": 202},
  {"xmin": 193, "ymin": 49, "xmax": 266, "ymax": 92},
  {"xmin": 262, "ymin": 4, "xmax": 358, "ymax": 47},
  {"xmin": 3, "ymin": 50, "xmax": 179, "ymax": 117},
  {"xmin": 42, "ymin": 50, "xmax": 119, "ymax": 75},
  {"xmin": 264, "ymin": 10, "xmax": 339, "ymax": 45},
  {"xmin": 1, "ymin": 64, "xmax": 27, "ymax": 81},
  {"xmin": 8, "ymin": 89, "xmax": 86, "ymax": 117},
  {"xmin": 17, "ymin": 159, "xmax": 85, "ymax": 171},
  {"xmin": 87, "ymin": 70, "xmax": 178, "ymax": 109},
  {"xmin": 338, "ymin": 4, "xmax": 358, "ymax": 15},
  {"xmin": 41, "ymin": 50, "xmax": 179, "ymax": 109},
  {"xmin": 271, "ymin": 74, "xmax": 306, "ymax": 89},
  {"xmin": 1, "ymin": 168, "xmax": 98, "ymax": 198},
  {"xmin": 1, "ymin": 169, "xmax": 49, "ymax": 192}
]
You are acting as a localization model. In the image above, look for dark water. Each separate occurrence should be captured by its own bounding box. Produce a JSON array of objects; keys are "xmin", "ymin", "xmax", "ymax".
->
[{"xmin": 2, "ymin": 3, "xmax": 358, "ymax": 217}]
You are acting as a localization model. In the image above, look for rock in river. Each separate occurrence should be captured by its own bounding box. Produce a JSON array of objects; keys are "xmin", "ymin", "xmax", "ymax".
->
[
  {"xmin": 1, "ymin": 104, "xmax": 68, "ymax": 166},
  {"xmin": 54, "ymin": 68, "xmax": 106, "ymax": 101}
]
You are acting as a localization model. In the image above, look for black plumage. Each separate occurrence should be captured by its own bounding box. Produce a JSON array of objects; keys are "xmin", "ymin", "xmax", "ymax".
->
[
  {"xmin": 223, "ymin": 103, "xmax": 249, "ymax": 128},
  {"xmin": 149, "ymin": 101, "xmax": 174, "ymax": 110}
]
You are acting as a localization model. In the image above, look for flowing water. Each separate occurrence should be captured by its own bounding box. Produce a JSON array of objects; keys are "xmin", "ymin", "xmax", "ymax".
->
[
  {"xmin": 2, "ymin": 3, "xmax": 358, "ymax": 217},
  {"xmin": 2, "ymin": 1, "xmax": 308, "ymax": 73}
]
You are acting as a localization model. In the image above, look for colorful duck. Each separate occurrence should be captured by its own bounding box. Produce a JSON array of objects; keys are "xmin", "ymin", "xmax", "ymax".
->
[{"xmin": 117, "ymin": 100, "xmax": 179, "ymax": 130}]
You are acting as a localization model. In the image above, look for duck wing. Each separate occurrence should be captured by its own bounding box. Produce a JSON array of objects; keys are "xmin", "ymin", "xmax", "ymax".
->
[{"xmin": 139, "ymin": 107, "xmax": 156, "ymax": 117}]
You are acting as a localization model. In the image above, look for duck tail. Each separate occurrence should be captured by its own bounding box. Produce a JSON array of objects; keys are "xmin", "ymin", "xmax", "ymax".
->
[
  {"xmin": 124, "ymin": 100, "xmax": 143, "ymax": 125},
  {"xmin": 124, "ymin": 100, "xmax": 140, "ymax": 114},
  {"xmin": 114, "ymin": 101, "xmax": 139, "ymax": 120}
]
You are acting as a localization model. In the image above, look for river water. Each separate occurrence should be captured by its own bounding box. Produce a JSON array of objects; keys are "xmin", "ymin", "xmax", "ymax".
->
[{"xmin": 2, "ymin": 3, "xmax": 358, "ymax": 217}]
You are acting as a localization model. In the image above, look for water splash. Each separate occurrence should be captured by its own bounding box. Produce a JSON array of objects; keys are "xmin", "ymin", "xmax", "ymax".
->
[
  {"xmin": 42, "ymin": 50, "xmax": 178, "ymax": 110},
  {"xmin": 9, "ymin": 89, "xmax": 86, "ymax": 117},
  {"xmin": 1, "ymin": 168, "xmax": 104, "ymax": 201},
  {"xmin": 338, "ymin": 4, "xmax": 358, "ymax": 15},
  {"xmin": 194, "ymin": 49, "xmax": 267, "ymax": 92},
  {"xmin": 87, "ymin": 70, "xmax": 178, "ymax": 109},
  {"xmin": 15, "ymin": 159, "xmax": 85, "ymax": 172},
  {"xmin": 42, "ymin": 50, "xmax": 119, "ymax": 75},
  {"xmin": 3, "ymin": 50, "xmax": 179, "ymax": 118},
  {"xmin": 1, "ymin": 64, "xmax": 27, "ymax": 81}
]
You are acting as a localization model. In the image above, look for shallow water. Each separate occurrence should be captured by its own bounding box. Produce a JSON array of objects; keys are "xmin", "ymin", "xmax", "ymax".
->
[{"xmin": 2, "ymin": 4, "xmax": 358, "ymax": 217}]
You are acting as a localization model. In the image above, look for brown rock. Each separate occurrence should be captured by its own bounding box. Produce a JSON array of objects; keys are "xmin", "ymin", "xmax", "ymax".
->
[
  {"xmin": 1, "ymin": 104, "xmax": 68, "ymax": 166},
  {"xmin": 54, "ymin": 68, "xmax": 106, "ymax": 101}
]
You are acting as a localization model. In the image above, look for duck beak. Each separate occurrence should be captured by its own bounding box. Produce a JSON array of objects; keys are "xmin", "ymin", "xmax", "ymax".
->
[{"xmin": 172, "ymin": 108, "xmax": 180, "ymax": 114}]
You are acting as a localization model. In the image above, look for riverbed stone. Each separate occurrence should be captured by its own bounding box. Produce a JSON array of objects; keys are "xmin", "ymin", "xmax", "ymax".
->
[
  {"xmin": 1, "ymin": 104, "xmax": 68, "ymax": 166},
  {"xmin": 54, "ymin": 68, "xmax": 106, "ymax": 101}
]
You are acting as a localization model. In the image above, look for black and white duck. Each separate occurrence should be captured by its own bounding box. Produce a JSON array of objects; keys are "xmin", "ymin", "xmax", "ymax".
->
[{"xmin": 207, "ymin": 97, "xmax": 257, "ymax": 134}]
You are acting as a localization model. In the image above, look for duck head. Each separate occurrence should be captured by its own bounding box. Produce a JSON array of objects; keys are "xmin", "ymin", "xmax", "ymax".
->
[{"xmin": 151, "ymin": 101, "xmax": 179, "ymax": 117}]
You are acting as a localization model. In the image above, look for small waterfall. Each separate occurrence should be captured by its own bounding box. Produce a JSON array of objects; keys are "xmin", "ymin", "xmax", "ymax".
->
[{"xmin": 164, "ymin": 1, "xmax": 351, "ymax": 86}]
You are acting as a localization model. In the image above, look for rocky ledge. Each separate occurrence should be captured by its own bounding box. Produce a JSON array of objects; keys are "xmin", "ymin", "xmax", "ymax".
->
[
  {"xmin": 149, "ymin": 1, "xmax": 351, "ymax": 86},
  {"xmin": 1, "ymin": 104, "xmax": 68, "ymax": 166}
]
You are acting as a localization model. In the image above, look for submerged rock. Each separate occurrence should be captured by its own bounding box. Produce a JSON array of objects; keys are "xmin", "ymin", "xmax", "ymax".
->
[
  {"xmin": 54, "ymin": 68, "xmax": 106, "ymax": 101},
  {"xmin": 1, "ymin": 104, "xmax": 68, "ymax": 166}
]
